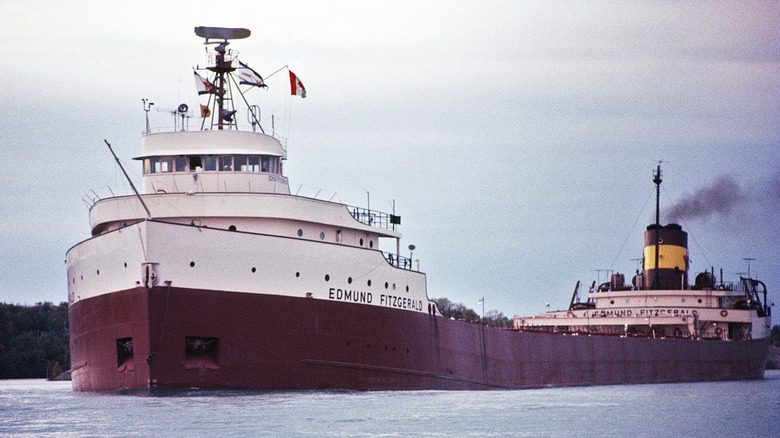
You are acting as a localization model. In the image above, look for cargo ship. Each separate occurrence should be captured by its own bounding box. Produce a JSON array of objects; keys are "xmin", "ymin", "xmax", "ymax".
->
[{"xmin": 67, "ymin": 27, "xmax": 771, "ymax": 391}]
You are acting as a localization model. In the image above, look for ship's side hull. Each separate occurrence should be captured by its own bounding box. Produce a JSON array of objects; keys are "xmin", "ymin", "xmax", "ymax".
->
[{"xmin": 69, "ymin": 286, "xmax": 769, "ymax": 391}]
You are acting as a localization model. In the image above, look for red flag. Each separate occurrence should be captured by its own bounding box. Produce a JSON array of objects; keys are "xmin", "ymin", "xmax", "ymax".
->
[{"xmin": 289, "ymin": 70, "xmax": 306, "ymax": 98}]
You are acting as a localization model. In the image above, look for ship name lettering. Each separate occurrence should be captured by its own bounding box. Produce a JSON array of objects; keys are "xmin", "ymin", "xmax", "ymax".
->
[
  {"xmin": 380, "ymin": 294, "xmax": 423, "ymax": 311},
  {"xmin": 636, "ymin": 308, "xmax": 698, "ymax": 317},
  {"xmin": 590, "ymin": 309, "xmax": 634, "ymax": 318},
  {"xmin": 267, "ymin": 175, "xmax": 288, "ymax": 184},
  {"xmin": 328, "ymin": 287, "xmax": 373, "ymax": 304},
  {"xmin": 585, "ymin": 308, "xmax": 702, "ymax": 318}
]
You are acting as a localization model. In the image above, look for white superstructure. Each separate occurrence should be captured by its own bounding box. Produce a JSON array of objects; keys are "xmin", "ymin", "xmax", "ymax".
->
[{"xmin": 67, "ymin": 27, "xmax": 436, "ymax": 317}]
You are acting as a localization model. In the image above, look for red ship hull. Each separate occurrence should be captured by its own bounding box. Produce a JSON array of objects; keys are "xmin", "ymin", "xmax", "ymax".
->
[{"xmin": 69, "ymin": 286, "xmax": 769, "ymax": 391}]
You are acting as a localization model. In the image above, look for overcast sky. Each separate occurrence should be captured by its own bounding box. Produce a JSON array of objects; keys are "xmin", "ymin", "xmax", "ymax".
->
[{"xmin": 1, "ymin": 1, "xmax": 778, "ymax": 316}]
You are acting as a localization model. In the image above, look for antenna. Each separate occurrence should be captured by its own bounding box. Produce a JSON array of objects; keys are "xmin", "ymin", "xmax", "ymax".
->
[
  {"xmin": 142, "ymin": 99, "xmax": 154, "ymax": 134},
  {"xmin": 742, "ymin": 258, "xmax": 756, "ymax": 278},
  {"xmin": 104, "ymin": 140, "xmax": 151, "ymax": 219},
  {"xmin": 652, "ymin": 163, "xmax": 662, "ymax": 289},
  {"xmin": 194, "ymin": 27, "xmax": 250, "ymax": 43}
]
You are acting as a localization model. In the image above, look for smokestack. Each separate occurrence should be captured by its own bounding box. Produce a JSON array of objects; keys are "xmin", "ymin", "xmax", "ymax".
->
[{"xmin": 643, "ymin": 224, "xmax": 688, "ymax": 290}]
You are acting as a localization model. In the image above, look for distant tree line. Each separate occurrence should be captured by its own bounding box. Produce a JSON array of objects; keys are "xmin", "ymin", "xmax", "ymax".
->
[
  {"xmin": 0, "ymin": 302, "xmax": 69, "ymax": 379},
  {"xmin": 433, "ymin": 298, "xmax": 513, "ymax": 328}
]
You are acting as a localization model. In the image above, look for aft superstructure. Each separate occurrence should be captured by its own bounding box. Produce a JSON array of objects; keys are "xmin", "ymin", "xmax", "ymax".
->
[{"xmin": 514, "ymin": 165, "xmax": 771, "ymax": 343}]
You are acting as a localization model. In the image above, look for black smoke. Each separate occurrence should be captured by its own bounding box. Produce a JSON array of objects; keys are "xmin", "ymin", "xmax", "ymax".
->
[{"xmin": 665, "ymin": 175, "xmax": 745, "ymax": 223}]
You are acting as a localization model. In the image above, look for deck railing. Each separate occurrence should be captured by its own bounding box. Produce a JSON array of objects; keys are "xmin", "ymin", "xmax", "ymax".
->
[
  {"xmin": 381, "ymin": 251, "xmax": 415, "ymax": 270},
  {"xmin": 348, "ymin": 206, "xmax": 400, "ymax": 230}
]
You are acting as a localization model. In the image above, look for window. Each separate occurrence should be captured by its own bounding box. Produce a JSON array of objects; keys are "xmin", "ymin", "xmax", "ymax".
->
[
  {"xmin": 204, "ymin": 156, "xmax": 217, "ymax": 171},
  {"xmin": 175, "ymin": 157, "xmax": 187, "ymax": 172},
  {"xmin": 248, "ymin": 156, "xmax": 260, "ymax": 172},
  {"xmin": 160, "ymin": 157, "xmax": 173, "ymax": 173},
  {"xmin": 150, "ymin": 157, "xmax": 160, "ymax": 173},
  {"xmin": 189, "ymin": 156, "xmax": 202, "ymax": 172},
  {"xmin": 234, "ymin": 155, "xmax": 248, "ymax": 172},
  {"xmin": 219, "ymin": 155, "xmax": 233, "ymax": 171},
  {"xmin": 261, "ymin": 156, "xmax": 270, "ymax": 172}
]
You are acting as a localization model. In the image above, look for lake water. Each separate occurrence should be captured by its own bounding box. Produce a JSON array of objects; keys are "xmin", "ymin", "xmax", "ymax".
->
[{"xmin": 1, "ymin": 371, "xmax": 779, "ymax": 437}]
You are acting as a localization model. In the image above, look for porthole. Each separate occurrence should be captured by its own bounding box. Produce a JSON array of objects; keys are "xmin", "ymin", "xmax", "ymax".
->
[
  {"xmin": 319, "ymin": 232, "xmax": 325, "ymax": 240},
  {"xmin": 367, "ymin": 279, "xmax": 372, "ymax": 287},
  {"xmin": 251, "ymin": 267, "xmax": 256, "ymax": 273},
  {"xmin": 229, "ymin": 225, "xmax": 237, "ymax": 231},
  {"xmin": 297, "ymin": 229, "xmax": 303, "ymax": 237},
  {"xmin": 366, "ymin": 344, "xmax": 371, "ymax": 349},
  {"xmin": 405, "ymin": 285, "xmax": 409, "ymax": 292},
  {"xmin": 384, "ymin": 282, "xmax": 389, "ymax": 289},
  {"xmin": 359, "ymin": 238, "xmax": 364, "ymax": 246},
  {"xmin": 97, "ymin": 270, "xmax": 100, "ymax": 275},
  {"xmin": 610, "ymin": 300, "xmax": 614, "ymax": 305},
  {"xmin": 124, "ymin": 262, "xmax": 127, "ymax": 268},
  {"xmin": 295, "ymin": 272, "xmax": 300, "ymax": 278},
  {"xmin": 697, "ymin": 299, "xmax": 702, "ymax": 303},
  {"xmin": 190, "ymin": 261, "xmax": 195, "ymax": 267},
  {"xmin": 346, "ymin": 341, "xmax": 350, "ymax": 347},
  {"xmin": 393, "ymin": 283, "xmax": 396, "ymax": 290},
  {"xmin": 681, "ymin": 298, "xmax": 686, "ymax": 303},
  {"xmin": 369, "ymin": 241, "xmax": 373, "ymax": 248},
  {"xmin": 348, "ymin": 277, "xmax": 352, "ymax": 284},
  {"xmin": 80, "ymin": 275, "xmax": 83, "ymax": 280},
  {"xmin": 325, "ymin": 274, "xmax": 330, "ymax": 281}
]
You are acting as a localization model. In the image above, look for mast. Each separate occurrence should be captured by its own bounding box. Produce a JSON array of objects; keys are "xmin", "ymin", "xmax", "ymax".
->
[
  {"xmin": 194, "ymin": 27, "xmax": 250, "ymax": 130},
  {"xmin": 652, "ymin": 164, "xmax": 662, "ymax": 290}
]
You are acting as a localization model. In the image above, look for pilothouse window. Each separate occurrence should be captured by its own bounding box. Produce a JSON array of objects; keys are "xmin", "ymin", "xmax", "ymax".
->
[
  {"xmin": 175, "ymin": 157, "xmax": 188, "ymax": 172},
  {"xmin": 248, "ymin": 156, "xmax": 260, "ymax": 172},
  {"xmin": 204, "ymin": 156, "xmax": 217, "ymax": 171},
  {"xmin": 219, "ymin": 155, "xmax": 233, "ymax": 171},
  {"xmin": 143, "ymin": 154, "xmax": 281, "ymax": 174},
  {"xmin": 159, "ymin": 157, "xmax": 173, "ymax": 172},
  {"xmin": 189, "ymin": 156, "xmax": 202, "ymax": 172},
  {"xmin": 234, "ymin": 155, "xmax": 248, "ymax": 171}
]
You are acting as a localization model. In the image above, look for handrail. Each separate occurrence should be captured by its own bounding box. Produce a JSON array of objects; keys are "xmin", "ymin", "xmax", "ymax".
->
[
  {"xmin": 348, "ymin": 206, "xmax": 399, "ymax": 230},
  {"xmin": 381, "ymin": 251, "xmax": 415, "ymax": 270}
]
